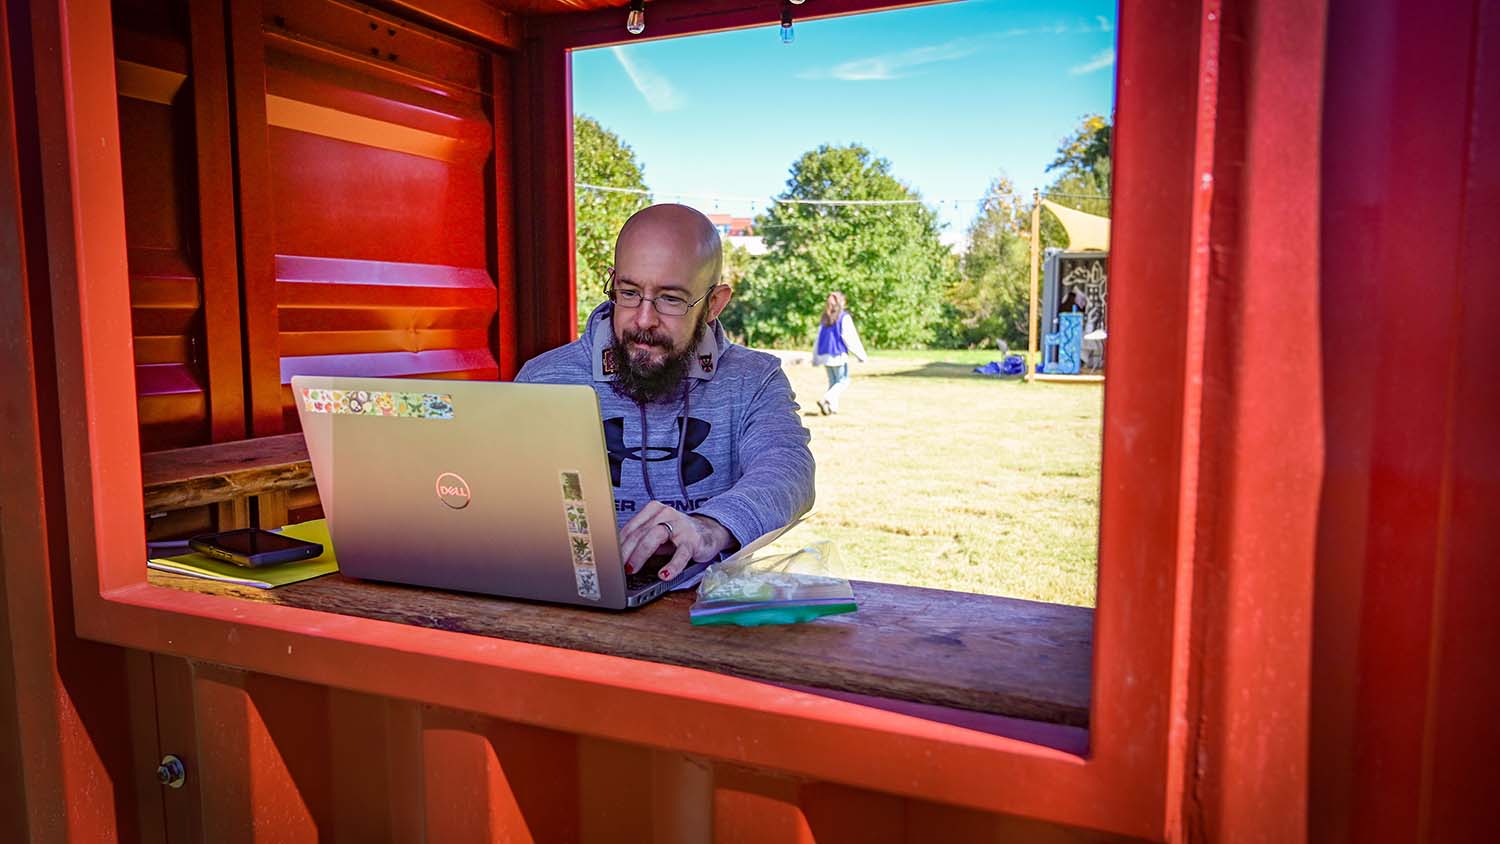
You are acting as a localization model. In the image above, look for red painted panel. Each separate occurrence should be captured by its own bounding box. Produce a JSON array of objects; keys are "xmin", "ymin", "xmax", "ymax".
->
[
  {"xmin": 191, "ymin": 665, "xmax": 331, "ymax": 841},
  {"xmin": 1425, "ymin": 5, "xmax": 1500, "ymax": 838},
  {"xmin": 263, "ymin": 48, "xmax": 493, "ymax": 152},
  {"xmin": 490, "ymin": 53, "xmax": 520, "ymax": 378},
  {"xmin": 114, "ymin": 0, "xmax": 212, "ymax": 451},
  {"xmin": 43, "ymin": 0, "xmax": 1493, "ymax": 840},
  {"xmin": 231, "ymin": 0, "xmax": 286, "ymax": 437},
  {"xmin": 715, "ymin": 772, "xmax": 813, "ymax": 844},
  {"xmin": 187, "ymin": 0, "xmax": 248, "ymax": 445},
  {"xmin": 149, "ymin": 655, "xmax": 204, "ymax": 842},
  {"xmin": 267, "ymin": 130, "xmax": 489, "ymax": 266},
  {"xmin": 53, "ymin": 0, "xmax": 1203, "ymax": 837},
  {"xmin": 1182, "ymin": 0, "xmax": 1326, "ymax": 838},
  {"xmin": 512, "ymin": 36, "xmax": 576, "ymax": 357},
  {"xmin": 232, "ymin": 0, "xmax": 510, "ymax": 436},
  {"xmin": 0, "ymin": 4, "xmax": 39, "ymax": 836},
  {"xmin": 274, "ymin": 255, "xmax": 498, "ymax": 358},
  {"xmin": 8, "ymin": 2, "xmax": 157, "ymax": 838},
  {"xmin": 116, "ymin": 97, "xmax": 186, "ymax": 253},
  {"xmin": 263, "ymin": 0, "xmax": 488, "ymax": 91},
  {"xmin": 496, "ymin": 0, "xmax": 624, "ymax": 15},
  {"xmin": 280, "ymin": 348, "xmax": 498, "ymax": 379},
  {"xmin": 325, "ymin": 691, "xmax": 425, "ymax": 840},
  {"xmin": 1313, "ymin": 0, "xmax": 1497, "ymax": 842},
  {"xmin": 422, "ymin": 710, "xmax": 581, "ymax": 841}
]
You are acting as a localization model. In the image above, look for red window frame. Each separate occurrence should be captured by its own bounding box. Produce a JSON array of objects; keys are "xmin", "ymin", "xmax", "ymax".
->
[{"xmin": 38, "ymin": 0, "xmax": 1216, "ymax": 836}]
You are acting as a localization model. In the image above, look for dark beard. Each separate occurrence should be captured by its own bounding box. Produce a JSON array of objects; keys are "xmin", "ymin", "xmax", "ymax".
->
[{"xmin": 609, "ymin": 313, "xmax": 709, "ymax": 404}]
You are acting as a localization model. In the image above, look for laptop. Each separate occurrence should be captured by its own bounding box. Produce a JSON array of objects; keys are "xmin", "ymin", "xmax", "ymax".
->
[{"xmin": 291, "ymin": 374, "xmax": 708, "ymax": 609}]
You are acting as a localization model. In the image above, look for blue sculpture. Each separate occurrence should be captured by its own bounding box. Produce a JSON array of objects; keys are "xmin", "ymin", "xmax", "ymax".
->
[{"xmin": 1043, "ymin": 312, "xmax": 1083, "ymax": 375}]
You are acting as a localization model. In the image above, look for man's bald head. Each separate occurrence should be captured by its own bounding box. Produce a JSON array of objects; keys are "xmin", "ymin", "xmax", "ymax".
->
[
  {"xmin": 607, "ymin": 204, "xmax": 734, "ymax": 403},
  {"xmin": 613, "ymin": 204, "xmax": 723, "ymax": 295}
]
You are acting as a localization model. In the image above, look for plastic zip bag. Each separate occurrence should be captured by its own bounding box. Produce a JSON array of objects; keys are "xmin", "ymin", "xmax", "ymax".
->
[{"xmin": 689, "ymin": 540, "xmax": 857, "ymax": 626}]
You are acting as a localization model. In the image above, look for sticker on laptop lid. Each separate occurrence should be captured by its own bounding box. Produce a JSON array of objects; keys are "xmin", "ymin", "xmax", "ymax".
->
[
  {"xmin": 559, "ymin": 471, "xmax": 600, "ymax": 601},
  {"xmin": 300, "ymin": 388, "xmax": 454, "ymax": 420}
]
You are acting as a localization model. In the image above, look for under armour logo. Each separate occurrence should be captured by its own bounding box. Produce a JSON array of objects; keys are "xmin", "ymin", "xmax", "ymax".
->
[{"xmin": 603, "ymin": 417, "xmax": 714, "ymax": 487}]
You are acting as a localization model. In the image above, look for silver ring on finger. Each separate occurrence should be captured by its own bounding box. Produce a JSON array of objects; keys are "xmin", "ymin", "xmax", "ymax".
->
[{"xmin": 658, "ymin": 521, "xmax": 674, "ymax": 537}]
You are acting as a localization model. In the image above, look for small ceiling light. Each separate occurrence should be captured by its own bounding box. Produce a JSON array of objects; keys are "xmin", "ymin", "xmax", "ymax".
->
[
  {"xmin": 626, "ymin": 0, "xmax": 646, "ymax": 35},
  {"xmin": 789, "ymin": 0, "xmax": 806, "ymax": 5},
  {"xmin": 780, "ymin": 3, "xmax": 794, "ymax": 44}
]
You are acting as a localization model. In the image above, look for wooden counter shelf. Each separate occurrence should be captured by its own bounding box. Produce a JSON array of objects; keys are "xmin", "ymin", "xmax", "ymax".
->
[
  {"xmin": 142, "ymin": 432, "xmax": 316, "ymax": 512},
  {"xmin": 142, "ymin": 433, "xmax": 1093, "ymax": 728},
  {"xmin": 148, "ymin": 569, "xmax": 1093, "ymax": 727}
]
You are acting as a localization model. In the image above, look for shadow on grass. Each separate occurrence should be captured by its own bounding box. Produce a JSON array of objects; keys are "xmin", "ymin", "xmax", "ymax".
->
[{"xmin": 865, "ymin": 361, "xmax": 1025, "ymax": 381}]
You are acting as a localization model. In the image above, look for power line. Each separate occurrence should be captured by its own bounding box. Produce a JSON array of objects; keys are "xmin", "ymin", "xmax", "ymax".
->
[{"xmin": 574, "ymin": 182, "xmax": 1110, "ymax": 208}]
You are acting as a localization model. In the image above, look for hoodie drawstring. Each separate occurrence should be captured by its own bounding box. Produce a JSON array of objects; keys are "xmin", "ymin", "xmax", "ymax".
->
[
  {"xmin": 637, "ymin": 401, "xmax": 657, "ymax": 502},
  {"xmin": 637, "ymin": 380, "xmax": 694, "ymax": 508},
  {"xmin": 676, "ymin": 381, "xmax": 691, "ymax": 505}
]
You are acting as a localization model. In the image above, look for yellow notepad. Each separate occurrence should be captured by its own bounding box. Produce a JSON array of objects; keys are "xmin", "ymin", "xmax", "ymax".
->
[{"xmin": 147, "ymin": 520, "xmax": 339, "ymax": 589}]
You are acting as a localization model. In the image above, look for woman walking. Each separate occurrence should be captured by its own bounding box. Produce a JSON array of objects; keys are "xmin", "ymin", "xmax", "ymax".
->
[{"xmin": 811, "ymin": 291, "xmax": 868, "ymax": 415}]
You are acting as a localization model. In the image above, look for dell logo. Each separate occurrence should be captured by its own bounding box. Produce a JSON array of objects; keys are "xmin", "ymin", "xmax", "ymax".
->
[{"xmin": 435, "ymin": 472, "xmax": 471, "ymax": 509}]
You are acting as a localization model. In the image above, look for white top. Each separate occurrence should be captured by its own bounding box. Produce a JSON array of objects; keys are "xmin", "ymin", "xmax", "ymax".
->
[{"xmin": 811, "ymin": 312, "xmax": 868, "ymax": 367}]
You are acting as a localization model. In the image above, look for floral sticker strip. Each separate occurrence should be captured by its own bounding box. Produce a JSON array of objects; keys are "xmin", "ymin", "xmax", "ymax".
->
[
  {"xmin": 559, "ymin": 471, "xmax": 600, "ymax": 601},
  {"xmin": 300, "ymin": 388, "xmax": 454, "ymax": 420}
]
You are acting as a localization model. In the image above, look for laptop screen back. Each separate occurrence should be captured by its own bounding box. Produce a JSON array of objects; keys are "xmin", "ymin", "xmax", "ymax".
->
[{"xmin": 292, "ymin": 376, "xmax": 632, "ymax": 608}]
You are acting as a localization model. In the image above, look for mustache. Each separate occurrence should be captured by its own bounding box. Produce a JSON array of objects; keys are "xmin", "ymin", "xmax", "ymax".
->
[{"xmin": 622, "ymin": 328, "xmax": 673, "ymax": 348}]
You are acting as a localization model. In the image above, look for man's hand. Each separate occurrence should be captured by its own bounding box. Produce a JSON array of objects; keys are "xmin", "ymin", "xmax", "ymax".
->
[{"xmin": 619, "ymin": 501, "xmax": 733, "ymax": 581}]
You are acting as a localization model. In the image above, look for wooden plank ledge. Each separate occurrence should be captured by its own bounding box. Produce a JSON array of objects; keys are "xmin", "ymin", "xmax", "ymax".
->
[
  {"xmin": 142, "ymin": 433, "xmax": 313, "ymax": 513},
  {"xmin": 147, "ymin": 569, "xmax": 1093, "ymax": 727}
]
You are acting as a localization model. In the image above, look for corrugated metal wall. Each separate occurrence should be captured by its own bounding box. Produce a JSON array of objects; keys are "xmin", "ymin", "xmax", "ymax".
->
[
  {"xmin": 116, "ymin": 0, "xmax": 506, "ymax": 451},
  {"xmin": 135, "ymin": 656, "xmax": 1120, "ymax": 843},
  {"xmin": 116, "ymin": 0, "xmax": 226, "ymax": 451},
  {"xmin": 252, "ymin": 0, "xmax": 502, "ymax": 432},
  {"xmin": 5, "ymin": 0, "xmax": 1497, "ymax": 840}
]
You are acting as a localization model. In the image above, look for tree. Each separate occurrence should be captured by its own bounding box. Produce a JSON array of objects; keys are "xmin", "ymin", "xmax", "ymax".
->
[
  {"xmin": 940, "ymin": 175, "xmax": 1033, "ymax": 348},
  {"xmin": 1048, "ymin": 114, "xmax": 1111, "ymax": 177},
  {"xmin": 733, "ymin": 144, "xmax": 956, "ymax": 349},
  {"xmin": 573, "ymin": 115, "xmax": 650, "ymax": 331},
  {"xmin": 1039, "ymin": 114, "xmax": 1112, "ymax": 250},
  {"xmin": 713, "ymin": 238, "xmax": 758, "ymax": 341}
]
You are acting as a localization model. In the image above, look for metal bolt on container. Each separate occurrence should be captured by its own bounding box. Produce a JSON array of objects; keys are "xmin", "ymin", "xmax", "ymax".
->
[{"xmin": 156, "ymin": 755, "xmax": 186, "ymax": 789}]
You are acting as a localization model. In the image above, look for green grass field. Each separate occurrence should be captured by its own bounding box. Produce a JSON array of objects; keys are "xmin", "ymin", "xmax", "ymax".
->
[{"xmin": 770, "ymin": 352, "xmax": 1103, "ymax": 607}]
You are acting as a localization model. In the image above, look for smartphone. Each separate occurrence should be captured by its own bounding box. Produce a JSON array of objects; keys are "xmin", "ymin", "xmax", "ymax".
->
[{"xmin": 188, "ymin": 529, "xmax": 323, "ymax": 568}]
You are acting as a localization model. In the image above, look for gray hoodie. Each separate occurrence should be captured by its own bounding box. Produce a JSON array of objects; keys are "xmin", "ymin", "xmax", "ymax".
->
[{"xmin": 515, "ymin": 302, "xmax": 815, "ymax": 549}]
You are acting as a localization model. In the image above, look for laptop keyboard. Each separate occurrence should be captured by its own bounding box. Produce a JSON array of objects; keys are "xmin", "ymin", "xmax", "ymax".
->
[
  {"xmin": 626, "ymin": 571, "xmax": 660, "ymax": 591},
  {"xmin": 625, "ymin": 553, "xmax": 676, "ymax": 593}
]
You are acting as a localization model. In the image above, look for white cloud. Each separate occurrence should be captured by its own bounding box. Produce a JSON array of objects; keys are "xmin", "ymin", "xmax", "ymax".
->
[
  {"xmin": 799, "ymin": 21, "xmax": 1118, "ymax": 83},
  {"xmin": 999, "ymin": 23, "xmax": 1070, "ymax": 38},
  {"xmin": 611, "ymin": 47, "xmax": 684, "ymax": 112},
  {"xmin": 800, "ymin": 38, "xmax": 981, "ymax": 82},
  {"xmin": 999, "ymin": 18, "xmax": 1112, "ymax": 39},
  {"xmin": 1069, "ymin": 48, "xmax": 1116, "ymax": 75}
]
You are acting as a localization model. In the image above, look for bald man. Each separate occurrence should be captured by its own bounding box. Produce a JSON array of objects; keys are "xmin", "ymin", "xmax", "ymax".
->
[{"xmin": 516, "ymin": 204, "xmax": 815, "ymax": 584}]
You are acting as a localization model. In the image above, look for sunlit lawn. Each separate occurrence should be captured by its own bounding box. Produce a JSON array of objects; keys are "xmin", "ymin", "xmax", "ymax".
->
[{"xmin": 769, "ymin": 352, "xmax": 1103, "ymax": 607}]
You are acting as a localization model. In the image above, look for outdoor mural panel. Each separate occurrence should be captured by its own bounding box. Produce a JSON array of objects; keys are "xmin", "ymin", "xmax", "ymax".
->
[{"xmin": 1042, "ymin": 250, "xmax": 1108, "ymax": 370}]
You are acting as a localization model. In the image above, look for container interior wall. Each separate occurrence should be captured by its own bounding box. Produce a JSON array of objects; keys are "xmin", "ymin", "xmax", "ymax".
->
[
  {"xmin": 113, "ymin": 0, "xmax": 510, "ymax": 451},
  {"xmin": 6, "ymin": 0, "xmax": 1498, "ymax": 839},
  {"xmin": 142, "ymin": 656, "xmax": 1127, "ymax": 843}
]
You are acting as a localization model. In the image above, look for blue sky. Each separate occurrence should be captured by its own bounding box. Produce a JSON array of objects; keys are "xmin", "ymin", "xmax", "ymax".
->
[{"xmin": 571, "ymin": 0, "xmax": 1118, "ymax": 241}]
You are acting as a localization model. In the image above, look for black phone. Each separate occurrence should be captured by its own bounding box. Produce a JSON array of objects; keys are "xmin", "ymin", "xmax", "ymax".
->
[{"xmin": 188, "ymin": 529, "xmax": 323, "ymax": 568}]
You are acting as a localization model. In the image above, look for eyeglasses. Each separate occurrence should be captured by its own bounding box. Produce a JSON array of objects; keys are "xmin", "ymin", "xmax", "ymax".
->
[{"xmin": 605, "ymin": 268, "xmax": 717, "ymax": 317}]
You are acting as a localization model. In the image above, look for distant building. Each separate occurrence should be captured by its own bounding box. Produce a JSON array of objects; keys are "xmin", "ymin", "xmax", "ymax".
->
[
  {"xmin": 707, "ymin": 214, "xmax": 754, "ymax": 237},
  {"xmin": 726, "ymin": 234, "xmax": 767, "ymax": 256}
]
